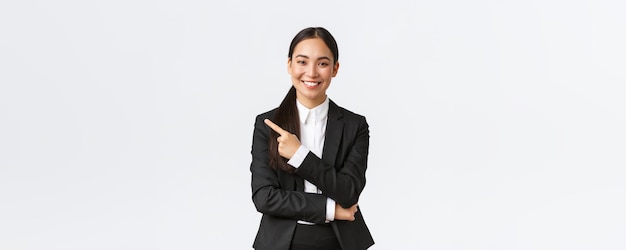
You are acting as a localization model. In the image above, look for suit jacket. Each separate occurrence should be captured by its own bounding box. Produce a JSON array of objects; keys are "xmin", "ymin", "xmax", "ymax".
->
[{"xmin": 250, "ymin": 100, "xmax": 374, "ymax": 250}]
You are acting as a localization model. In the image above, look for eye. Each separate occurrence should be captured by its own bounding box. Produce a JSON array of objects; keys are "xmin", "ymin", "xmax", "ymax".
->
[
  {"xmin": 319, "ymin": 62, "xmax": 329, "ymax": 67},
  {"xmin": 297, "ymin": 60, "xmax": 306, "ymax": 65}
]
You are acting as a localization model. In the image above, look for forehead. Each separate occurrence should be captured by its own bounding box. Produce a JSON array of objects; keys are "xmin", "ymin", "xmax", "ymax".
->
[{"xmin": 293, "ymin": 38, "xmax": 333, "ymax": 58}]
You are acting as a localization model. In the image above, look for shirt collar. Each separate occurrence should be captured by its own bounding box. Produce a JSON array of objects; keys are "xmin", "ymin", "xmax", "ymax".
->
[{"xmin": 296, "ymin": 97, "xmax": 329, "ymax": 125}]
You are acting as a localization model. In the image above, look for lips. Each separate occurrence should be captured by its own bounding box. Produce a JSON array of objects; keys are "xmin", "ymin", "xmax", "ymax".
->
[{"xmin": 302, "ymin": 81, "xmax": 320, "ymax": 87}]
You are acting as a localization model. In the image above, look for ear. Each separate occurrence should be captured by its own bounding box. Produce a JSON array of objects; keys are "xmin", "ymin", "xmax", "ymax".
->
[
  {"xmin": 287, "ymin": 58, "xmax": 292, "ymax": 75},
  {"xmin": 331, "ymin": 61, "xmax": 340, "ymax": 77}
]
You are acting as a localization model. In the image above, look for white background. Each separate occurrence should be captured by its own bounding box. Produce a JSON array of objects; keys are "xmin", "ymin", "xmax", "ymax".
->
[{"xmin": 1, "ymin": 0, "xmax": 625, "ymax": 249}]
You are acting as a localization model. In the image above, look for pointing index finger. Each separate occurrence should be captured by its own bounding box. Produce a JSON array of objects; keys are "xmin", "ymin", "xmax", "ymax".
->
[{"xmin": 264, "ymin": 119, "xmax": 289, "ymax": 136}]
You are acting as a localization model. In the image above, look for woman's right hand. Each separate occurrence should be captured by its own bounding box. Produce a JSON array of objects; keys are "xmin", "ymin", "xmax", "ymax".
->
[{"xmin": 335, "ymin": 203, "xmax": 358, "ymax": 221}]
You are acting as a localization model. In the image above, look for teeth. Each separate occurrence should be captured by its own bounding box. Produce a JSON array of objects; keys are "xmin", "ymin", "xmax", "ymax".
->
[{"xmin": 303, "ymin": 81, "xmax": 319, "ymax": 86}]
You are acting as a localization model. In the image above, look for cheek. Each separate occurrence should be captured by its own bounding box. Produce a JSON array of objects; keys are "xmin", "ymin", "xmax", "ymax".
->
[
  {"xmin": 289, "ymin": 66, "xmax": 304, "ymax": 77},
  {"xmin": 321, "ymin": 68, "xmax": 334, "ymax": 79}
]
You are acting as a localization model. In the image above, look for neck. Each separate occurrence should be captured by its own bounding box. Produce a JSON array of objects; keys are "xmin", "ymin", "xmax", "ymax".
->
[{"xmin": 297, "ymin": 95, "xmax": 326, "ymax": 109}]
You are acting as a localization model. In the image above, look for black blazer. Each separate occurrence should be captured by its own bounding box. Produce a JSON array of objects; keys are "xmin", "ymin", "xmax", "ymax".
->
[{"xmin": 250, "ymin": 100, "xmax": 374, "ymax": 250}]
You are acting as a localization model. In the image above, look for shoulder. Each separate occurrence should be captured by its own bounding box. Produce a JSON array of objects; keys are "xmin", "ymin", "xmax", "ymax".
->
[
  {"xmin": 255, "ymin": 107, "xmax": 278, "ymax": 121},
  {"xmin": 329, "ymin": 100, "xmax": 367, "ymax": 122},
  {"xmin": 251, "ymin": 108, "xmax": 278, "ymax": 137}
]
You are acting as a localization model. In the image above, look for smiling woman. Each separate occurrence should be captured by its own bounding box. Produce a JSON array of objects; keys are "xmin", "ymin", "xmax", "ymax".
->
[
  {"xmin": 288, "ymin": 37, "xmax": 339, "ymax": 108},
  {"xmin": 249, "ymin": 27, "xmax": 375, "ymax": 250}
]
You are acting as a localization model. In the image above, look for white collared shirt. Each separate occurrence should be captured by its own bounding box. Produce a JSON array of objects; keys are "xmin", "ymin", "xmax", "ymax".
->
[{"xmin": 287, "ymin": 97, "xmax": 336, "ymax": 223}]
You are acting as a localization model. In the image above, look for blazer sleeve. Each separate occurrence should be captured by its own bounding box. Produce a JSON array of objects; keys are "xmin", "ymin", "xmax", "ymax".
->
[
  {"xmin": 250, "ymin": 114, "xmax": 329, "ymax": 224},
  {"xmin": 295, "ymin": 114, "xmax": 369, "ymax": 208}
]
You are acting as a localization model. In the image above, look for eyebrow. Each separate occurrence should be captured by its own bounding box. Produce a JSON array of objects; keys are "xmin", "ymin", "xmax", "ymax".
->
[{"xmin": 295, "ymin": 54, "xmax": 332, "ymax": 61}]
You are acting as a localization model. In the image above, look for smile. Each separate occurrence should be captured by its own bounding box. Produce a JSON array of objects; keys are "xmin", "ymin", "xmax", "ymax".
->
[{"xmin": 302, "ymin": 81, "xmax": 321, "ymax": 87}]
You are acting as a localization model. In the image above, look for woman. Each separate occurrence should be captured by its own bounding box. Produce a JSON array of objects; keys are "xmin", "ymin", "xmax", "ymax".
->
[{"xmin": 250, "ymin": 27, "xmax": 374, "ymax": 250}]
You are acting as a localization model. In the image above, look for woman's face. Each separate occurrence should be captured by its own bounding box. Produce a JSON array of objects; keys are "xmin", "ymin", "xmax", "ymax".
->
[{"xmin": 288, "ymin": 38, "xmax": 339, "ymax": 108}]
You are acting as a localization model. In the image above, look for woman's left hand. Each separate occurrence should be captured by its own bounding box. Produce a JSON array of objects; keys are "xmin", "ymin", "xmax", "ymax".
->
[{"xmin": 264, "ymin": 119, "xmax": 301, "ymax": 159}]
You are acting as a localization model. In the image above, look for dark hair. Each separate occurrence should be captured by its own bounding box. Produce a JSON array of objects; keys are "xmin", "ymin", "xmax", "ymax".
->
[
  {"xmin": 288, "ymin": 27, "xmax": 339, "ymax": 64},
  {"xmin": 269, "ymin": 27, "xmax": 339, "ymax": 173}
]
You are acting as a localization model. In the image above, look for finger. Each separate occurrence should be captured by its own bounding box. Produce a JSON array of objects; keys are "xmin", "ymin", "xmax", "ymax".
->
[{"xmin": 264, "ymin": 119, "xmax": 289, "ymax": 136}]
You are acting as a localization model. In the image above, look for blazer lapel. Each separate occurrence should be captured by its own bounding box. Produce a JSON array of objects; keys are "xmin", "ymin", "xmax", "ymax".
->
[{"xmin": 322, "ymin": 100, "xmax": 344, "ymax": 169}]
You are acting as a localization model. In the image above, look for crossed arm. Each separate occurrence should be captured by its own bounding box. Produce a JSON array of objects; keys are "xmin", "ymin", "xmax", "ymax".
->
[{"xmin": 250, "ymin": 115, "xmax": 367, "ymax": 223}]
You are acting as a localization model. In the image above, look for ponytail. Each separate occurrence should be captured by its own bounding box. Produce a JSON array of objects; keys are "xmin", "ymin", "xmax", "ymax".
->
[{"xmin": 268, "ymin": 86, "xmax": 301, "ymax": 173}]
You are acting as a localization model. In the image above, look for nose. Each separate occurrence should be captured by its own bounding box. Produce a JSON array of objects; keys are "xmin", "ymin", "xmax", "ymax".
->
[{"xmin": 306, "ymin": 63, "xmax": 318, "ymax": 77}]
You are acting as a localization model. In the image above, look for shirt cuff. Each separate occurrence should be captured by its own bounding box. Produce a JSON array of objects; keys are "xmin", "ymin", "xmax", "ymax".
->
[
  {"xmin": 326, "ymin": 198, "xmax": 336, "ymax": 222},
  {"xmin": 287, "ymin": 145, "xmax": 309, "ymax": 168}
]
